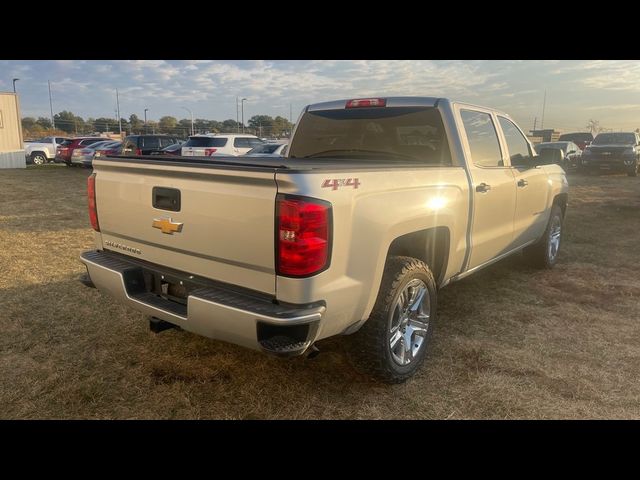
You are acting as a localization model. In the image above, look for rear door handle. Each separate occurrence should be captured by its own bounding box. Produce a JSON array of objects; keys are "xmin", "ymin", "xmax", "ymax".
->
[
  {"xmin": 476, "ymin": 183, "xmax": 491, "ymax": 193},
  {"xmin": 518, "ymin": 179, "xmax": 529, "ymax": 188}
]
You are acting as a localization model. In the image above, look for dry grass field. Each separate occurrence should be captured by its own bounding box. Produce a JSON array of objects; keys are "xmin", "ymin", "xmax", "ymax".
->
[{"xmin": 1, "ymin": 165, "xmax": 639, "ymax": 419}]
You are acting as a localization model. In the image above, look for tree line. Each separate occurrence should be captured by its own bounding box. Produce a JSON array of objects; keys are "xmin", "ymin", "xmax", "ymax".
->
[{"xmin": 21, "ymin": 111, "xmax": 294, "ymax": 139}]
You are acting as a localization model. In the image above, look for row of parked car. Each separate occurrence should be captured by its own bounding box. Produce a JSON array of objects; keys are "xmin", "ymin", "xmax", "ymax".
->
[
  {"xmin": 24, "ymin": 134, "xmax": 289, "ymax": 168},
  {"xmin": 534, "ymin": 131, "xmax": 640, "ymax": 176}
]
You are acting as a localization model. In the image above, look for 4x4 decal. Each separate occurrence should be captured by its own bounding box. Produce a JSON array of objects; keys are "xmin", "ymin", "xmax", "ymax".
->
[{"xmin": 321, "ymin": 178, "xmax": 361, "ymax": 190}]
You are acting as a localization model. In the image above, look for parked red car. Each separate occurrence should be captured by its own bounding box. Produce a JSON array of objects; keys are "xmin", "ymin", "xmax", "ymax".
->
[{"xmin": 55, "ymin": 137, "xmax": 106, "ymax": 166}]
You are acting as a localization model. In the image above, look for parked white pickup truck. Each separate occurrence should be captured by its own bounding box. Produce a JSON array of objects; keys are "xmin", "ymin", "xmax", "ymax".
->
[
  {"xmin": 80, "ymin": 97, "xmax": 569, "ymax": 383},
  {"xmin": 24, "ymin": 136, "xmax": 69, "ymax": 165}
]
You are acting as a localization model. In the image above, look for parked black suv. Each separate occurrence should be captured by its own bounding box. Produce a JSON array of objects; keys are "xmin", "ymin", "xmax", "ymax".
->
[
  {"xmin": 581, "ymin": 132, "xmax": 640, "ymax": 177},
  {"xmin": 120, "ymin": 135, "xmax": 181, "ymax": 155}
]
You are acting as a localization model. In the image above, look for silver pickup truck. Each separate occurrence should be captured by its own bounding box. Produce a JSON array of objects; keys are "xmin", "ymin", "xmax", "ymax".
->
[{"xmin": 80, "ymin": 97, "xmax": 569, "ymax": 383}]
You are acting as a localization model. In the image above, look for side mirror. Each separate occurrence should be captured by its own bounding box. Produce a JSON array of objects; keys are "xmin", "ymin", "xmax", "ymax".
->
[{"xmin": 537, "ymin": 147, "xmax": 564, "ymax": 166}]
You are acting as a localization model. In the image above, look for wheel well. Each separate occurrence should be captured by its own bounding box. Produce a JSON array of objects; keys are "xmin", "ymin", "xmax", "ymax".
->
[
  {"xmin": 31, "ymin": 150, "xmax": 46, "ymax": 157},
  {"xmin": 387, "ymin": 227, "xmax": 450, "ymax": 286},
  {"xmin": 553, "ymin": 193, "xmax": 568, "ymax": 218}
]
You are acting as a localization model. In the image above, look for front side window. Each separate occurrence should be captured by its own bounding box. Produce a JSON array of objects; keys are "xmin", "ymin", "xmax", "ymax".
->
[
  {"xmin": 498, "ymin": 117, "xmax": 532, "ymax": 167},
  {"xmin": 460, "ymin": 110, "xmax": 502, "ymax": 167}
]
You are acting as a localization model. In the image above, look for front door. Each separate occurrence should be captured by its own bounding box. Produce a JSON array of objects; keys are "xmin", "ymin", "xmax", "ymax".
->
[
  {"xmin": 460, "ymin": 109, "xmax": 517, "ymax": 269},
  {"xmin": 497, "ymin": 116, "xmax": 550, "ymax": 246}
]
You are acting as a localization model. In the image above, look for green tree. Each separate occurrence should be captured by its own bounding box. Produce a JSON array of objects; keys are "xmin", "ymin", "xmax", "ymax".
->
[
  {"xmin": 159, "ymin": 116, "xmax": 178, "ymax": 134},
  {"xmin": 54, "ymin": 111, "xmax": 86, "ymax": 133},
  {"xmin": 129, "ymin": 114, "xmax": 144, "ymax": 134},
  {"xmin": 272, "ymin": 116, "xmax": 293, "ymax": 137},
  {"xmin": 36, "ymin": 117, "xmax": 53, "ymax": 130},
  {"xmin": 221, "ymin": 119, "xmax": 239, "ymax": 133},
  {"xmin": 248, "ymin": 115, "xmax": 274, "ymax": 135},
  {"xmin": 93, "ymin": 117, "xmax": 118, "ymax": 133},
  {"xmin": 22, "ymin": 117, "xmax": 37, "ymax": 130}
]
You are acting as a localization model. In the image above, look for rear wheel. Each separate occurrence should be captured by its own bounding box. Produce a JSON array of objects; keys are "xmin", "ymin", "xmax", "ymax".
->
[
  {"xmin": 30, "ymin": 152, "xmax": 47, "ymax": 165},
  {"xmin": 348, "ymin": 256, "xmax": 436, "ymax": 383},
  {"xmin": 523, "ymin": 205, "xmax": 563, "ymax": 269}
]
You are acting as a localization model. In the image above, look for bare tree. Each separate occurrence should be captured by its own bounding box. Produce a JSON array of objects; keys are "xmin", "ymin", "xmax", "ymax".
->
[{"xmin": 586, "ymin": 119, "xmax": 603, "ymax": 136}]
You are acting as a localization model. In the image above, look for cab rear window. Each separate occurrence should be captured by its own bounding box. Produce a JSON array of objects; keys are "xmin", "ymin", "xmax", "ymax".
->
[
  {"xmin": 184, "ymin": 137, "xmax": 228, "ymax": 148},
  {"xmin": 288, "ymin": 107, "xmax": 451, "ymax": 164}
]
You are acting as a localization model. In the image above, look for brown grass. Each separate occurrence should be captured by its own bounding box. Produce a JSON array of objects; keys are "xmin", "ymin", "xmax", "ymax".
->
[{"xmin": 1, "ymin": 165, "xmax": 639, "ymax": 419}]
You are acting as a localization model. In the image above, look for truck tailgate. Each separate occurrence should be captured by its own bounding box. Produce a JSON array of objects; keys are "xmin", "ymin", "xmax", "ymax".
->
[{"xmin": 92, "ymin": 158, "xmax": 277, "ymax": 295}]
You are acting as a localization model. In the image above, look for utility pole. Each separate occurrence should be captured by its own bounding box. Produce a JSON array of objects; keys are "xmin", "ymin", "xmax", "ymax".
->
[
  {"xmin": 181, "ymin": 107, "xmax": 194, "ymax": 136},
  {"xmin": 144, "ymin": 108, "xmax": 148, "ymax": 134},
  {"xmin": 289, "ymin": 103, "xmax": 293, "ymax": 137},
  {"xmin": 116, "ymin": 89, "xmax": 122, "ymax": 137},
  {"xmin": 236, "ymin": 96, "xmax": 240, "ymax": 133},
  {"xmin": 241, "ymin": 98, "xmax": 247, "ymax": 134},
  {"xmin": 48, "ymin": 80, "xmax": 55, "ymax": 129},
  {"xmin": 540, "ymin": 90, "xmax": 547, "ymax": 131},
  {"xmin": 533, "ymin": 117, "xmax": 537, "ymax": 132}
]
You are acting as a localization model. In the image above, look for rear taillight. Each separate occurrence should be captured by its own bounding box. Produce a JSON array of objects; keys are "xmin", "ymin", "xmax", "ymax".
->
[
  {"xmin": 87, "ymin": 173, "xmax": 99, "ymax": 232},
  {"xmin": 345, "ymin": 98, "xmax": 386, "ymax": 108},
  {"xmin": 276, "ymin": 195, "xmax": 331, "ymax": 277},
  {"xmin": 135, "ymin": 148, "xmax": 142, "ymax": 155},
  {"xmin": 204, "ymin": 148, "xmax": 217, "ymax": 156}
]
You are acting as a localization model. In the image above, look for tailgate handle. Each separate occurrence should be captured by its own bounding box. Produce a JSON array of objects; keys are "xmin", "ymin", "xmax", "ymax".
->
[{"xmin": 153, "ymin": 187, "xmax": 181, "ymax": 212}]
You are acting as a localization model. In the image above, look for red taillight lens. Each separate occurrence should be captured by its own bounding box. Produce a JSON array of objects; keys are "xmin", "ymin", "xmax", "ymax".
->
[
  {"xmin": 135, "ymin": 148, "xmax": 142, "ymax": 155},
  {"xmin": 345, "ymin": 98, "xmax": 386, "ymax": 108},
  {"xmin": 87, "ymin": 173, "xmax": 99, "ymax": 232},
  {"xmin": 204, "ymin": 148, "xmax": 217, "ymax": 156},
  {"xmin": 277, "ymin": 195, "xmax": 331, "ymax": 277}
]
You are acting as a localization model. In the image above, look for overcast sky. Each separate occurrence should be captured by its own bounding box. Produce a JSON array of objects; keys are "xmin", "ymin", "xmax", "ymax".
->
[{"xmin": 1, "ymin": 60, "xmax": 639, "ymax": 132}]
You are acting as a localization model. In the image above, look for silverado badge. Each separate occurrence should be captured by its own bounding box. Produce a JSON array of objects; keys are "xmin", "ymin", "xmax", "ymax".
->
[{"xmin": 152, "ymin": 217, "xmax": 183, "ymax": 234}]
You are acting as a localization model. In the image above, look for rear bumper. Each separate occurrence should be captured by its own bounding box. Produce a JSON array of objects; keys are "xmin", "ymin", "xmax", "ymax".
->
[{"xmin": 80, "ymin": 250, "xmax": 324, "ymax": 356}]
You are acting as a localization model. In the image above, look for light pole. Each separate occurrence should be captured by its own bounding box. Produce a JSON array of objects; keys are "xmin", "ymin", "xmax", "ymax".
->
[
  {"xmin": 241, "ymin": 98, "xmax": 247, "ymax": 134},
  {"xmin": 236, "ymin": 96, "xmax": 240, "ymax": 133},
  {"xmin": 181, "ymin": 107, "xmax": 194, "ymax": 136},
  {"xmin": 48, "ymin": 80, "xmax": 55, "ymax": 130},
  {"xmin": 12, "ymin": 78, "xmax": 19, "ymax": 93},
  {"xmin": 144, "ymin": 108, "xmax": 148, "ymax": 134},
  {"xmin": 116, "ymin": 89, "xmax": 122, "ymax": 137}
]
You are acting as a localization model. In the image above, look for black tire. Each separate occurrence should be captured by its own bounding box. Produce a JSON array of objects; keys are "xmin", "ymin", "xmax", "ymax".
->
[
  {"xmin": 627, "ymin": 162, "xmax": 638, "ymax": 177},
  {"xmin": 348, "ymin": 256, "xmax": 437, "ymax": 384},
  {"xmin": 30, "ymin": 152, "xmax": 47, "ymax": 165},
  {"xmin": 523, "ymin": 204, "xmax": 564, "ymax": 269}
]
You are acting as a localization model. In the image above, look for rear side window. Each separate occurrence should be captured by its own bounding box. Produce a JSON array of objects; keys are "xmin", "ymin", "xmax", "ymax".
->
[
  {"xmin": 159, "ymin": 137, "xmax": 177, "ymax": 148},
  {"xmin": 184, "ymin": 137, "xmax": 228, "ymax": 148},
  {"xmin": 59, "ymin": 139, "xmax": 72, "ymax": 146},
  {"xmin": 288, "ymin": 106, "xmax": 451, "ymax": 164},
  {"xmin": 498, "ymin": 117, "xmax": 533, "ymax": 167},
  {"xmin": 122, "ymin": 137, "xmax": 138, "ymax": 153},
  {"xmin": 80, "ymin": 139, "xmax": 103, "ymax": 146},
  {"xmin": 142, "ymin": 137, "xmax": 160, "ymax": 149},
  {"xmin": 460, "ymin": 110, "xmax": 503, "ymax": 167}
]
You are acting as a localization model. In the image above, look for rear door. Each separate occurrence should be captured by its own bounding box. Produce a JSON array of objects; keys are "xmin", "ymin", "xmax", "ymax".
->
[
  {"xmin": 93, "ymin": 158, "xmax": 278, "ymax": 294},
  {"xmin": 141, "ymin": 136, "xmax": 162, "ymax": 155},
  {"xmin": 459, "ymin": 108, "xmax": 517, "ymax": 269},
  {"xmin": 233, "ymin": 137, "xmax": 263, "ymax": 155},
  {"xmin": 497, "ymin": 116, "xmax": 550, "ymax": 247}
]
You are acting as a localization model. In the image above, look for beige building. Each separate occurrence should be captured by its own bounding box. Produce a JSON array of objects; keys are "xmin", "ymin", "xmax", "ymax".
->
[{"xmin": 0, "ymin": 92, "xmax": 25, "ymax": 168}]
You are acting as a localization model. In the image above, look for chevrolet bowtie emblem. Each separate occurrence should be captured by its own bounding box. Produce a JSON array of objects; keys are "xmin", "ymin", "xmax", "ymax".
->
[{"xmin": 152, "ymin": 217, "xmax": 183, "ymax": 234}]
